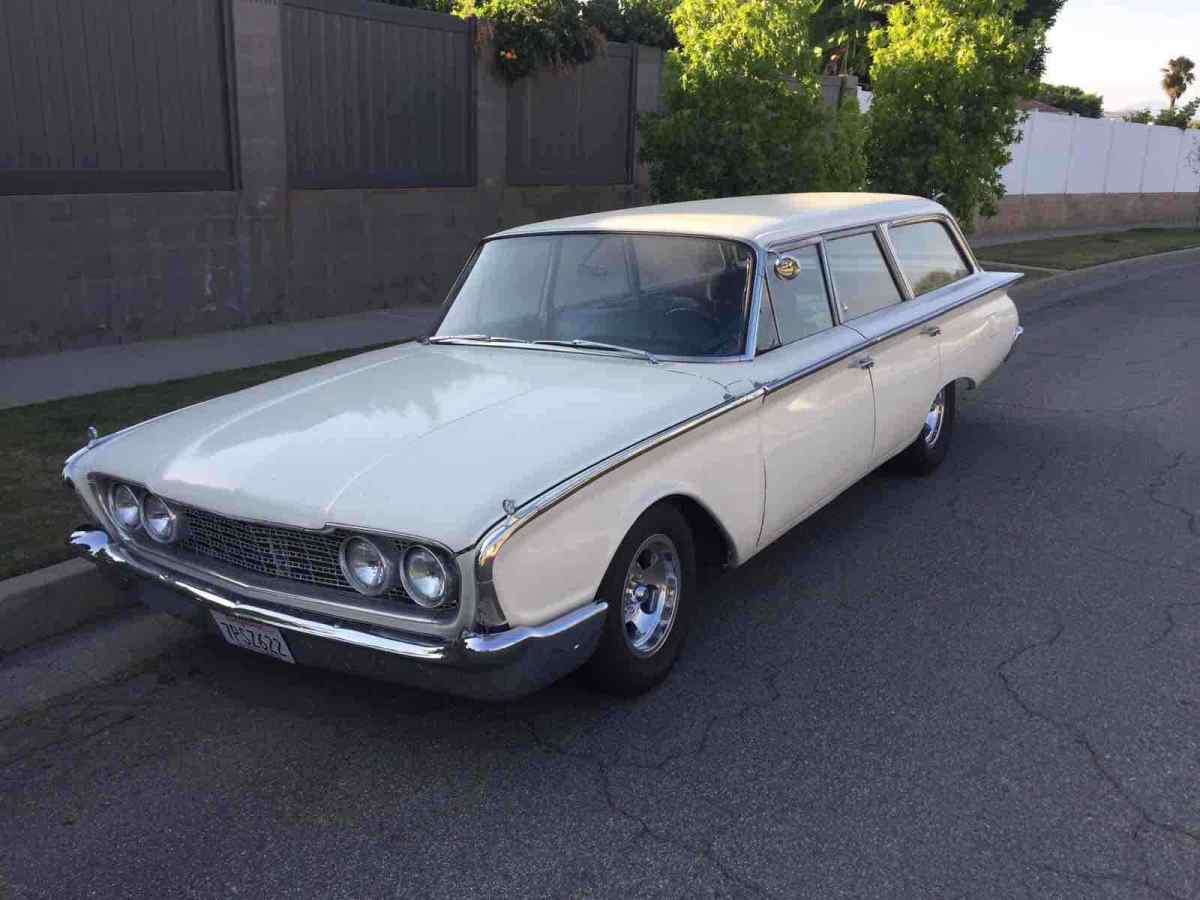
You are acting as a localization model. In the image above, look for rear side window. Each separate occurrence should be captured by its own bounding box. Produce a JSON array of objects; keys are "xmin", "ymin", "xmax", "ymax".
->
[
  {"xmin": 767, "ymin": 246, "xmax": 833, "ymax": 343},
  {"xmin": 888, "ymin": 221, "xmax": 971, "ymax": 295},
  {"xmin": 824, "ymin": 233, "xmax": 904, "ymax": 319}
]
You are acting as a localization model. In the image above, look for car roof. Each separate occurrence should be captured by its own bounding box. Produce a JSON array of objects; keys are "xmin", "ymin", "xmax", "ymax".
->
[{"xmin": 489, "ymin": 193, "xmax": 949, "ymax": 246}]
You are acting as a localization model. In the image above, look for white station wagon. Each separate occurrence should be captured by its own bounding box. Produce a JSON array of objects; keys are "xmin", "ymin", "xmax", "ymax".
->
[{"xmin": 66, "ymin": 194, "xmax": 1022, "ymax": 699}]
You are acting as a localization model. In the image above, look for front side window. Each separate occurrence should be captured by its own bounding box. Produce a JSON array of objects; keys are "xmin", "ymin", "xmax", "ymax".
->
[
  {"xmin": 824, "ymin": 232, "xmax": 904, "ymax": 320},
  {"xmin": 888, "ymin": 221, "xmax": 971, "ymax": 296},
  {"xmin": 767, "ymin": 245, "xmax": 833, "ymax": 344},
  {"xmin": 438, "ymin": 233, "xmax": 754, "ymax": 357}
]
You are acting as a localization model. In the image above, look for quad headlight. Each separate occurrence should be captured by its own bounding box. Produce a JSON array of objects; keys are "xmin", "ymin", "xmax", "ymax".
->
[
  {"xmin": 108, "ymin": 483, "xmax": 143, "ymax": 535},
  {"xmin": 400, "ymin": 545, "xmax": 450, "ymax": 609},
  {"xmin": 339, "ymin": 535, "xmax": 393, "ymax": 596},
  {"xmin": 140, "ymin": 493, "xmax": 180, "ymax": 544}
]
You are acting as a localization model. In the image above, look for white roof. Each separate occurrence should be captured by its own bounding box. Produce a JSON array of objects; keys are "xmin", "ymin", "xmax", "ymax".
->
[{"xmin": 490, "ymin": 193, "xmax": 948, "ymax": 245}]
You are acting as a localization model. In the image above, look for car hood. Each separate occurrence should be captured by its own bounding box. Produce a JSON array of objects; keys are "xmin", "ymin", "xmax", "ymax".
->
[{"xmin": 77, "ymin": 343, "xmax": 730, "ymax": 550}]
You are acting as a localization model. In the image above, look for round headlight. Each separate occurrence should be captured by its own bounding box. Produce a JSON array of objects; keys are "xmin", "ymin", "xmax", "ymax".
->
[
  {"xmin": 109, "ymin": 483, "xmax": 142, "ymax": 534},
  {"xmin": 140, "ymin": 493, "xmax": 179, "ymax": 544},
  {"xmin": 401, "ymin": 545, "xmax": 449, "ymax": 609},
  {"xmin": 339, "ymin": 536, "xmax": 392, "ymax": 596}
]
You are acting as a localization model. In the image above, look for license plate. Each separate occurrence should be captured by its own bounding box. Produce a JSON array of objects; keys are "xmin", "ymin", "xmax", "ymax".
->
[{"xmin": 212, "ymin": 611, "xmax": 295, "ymax": 664}]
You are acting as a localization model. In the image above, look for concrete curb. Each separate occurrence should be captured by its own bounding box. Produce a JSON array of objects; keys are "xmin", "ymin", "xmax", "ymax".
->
[
  {"xmin": 0, "ymin": 557, "xmax": 134, "ymax": 657},
  {"xmin": 4, "ymin": 246, "xmax": 1200, "ymax": 659}
]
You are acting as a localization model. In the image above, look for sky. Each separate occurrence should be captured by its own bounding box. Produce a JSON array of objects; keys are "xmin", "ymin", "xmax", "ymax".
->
[{"xmin": 1042, "ymin": 0, "xmax": 1200, "ymax": 112}]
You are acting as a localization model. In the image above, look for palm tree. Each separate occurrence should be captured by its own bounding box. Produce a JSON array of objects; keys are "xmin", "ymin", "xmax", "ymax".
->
[{"xmin": 1162, "ymin": 56, "xmax": 1196, "ymax": 110}]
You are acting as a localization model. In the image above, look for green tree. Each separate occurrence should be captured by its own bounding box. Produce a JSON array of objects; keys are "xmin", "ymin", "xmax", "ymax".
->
[
  {"xmin": 811, "ymin": 0, "xmax": 889, "ymax": 82},
  {"xmin": 582, "ymin": 0, "xmax": 678, "ymax": 49},
  {"xmin": 1123, "ymin": 108, "xmax": 1153, "ymax": 124},
  {"xmin": 810, "ymin": 0, "xmax": 1062, "ymax": 84},
  {"xmin": 1162, "ymin": 56, "xmax": 1196, "ymax": 110},
  {"xmin": 1154, "ymin": 98, "xmax": 1200, "ymax": 129},
  {"xmin": 867, "ymin": 0, "xmax": 1039, "ymax": 231},
  {"xmin": 1035, "ymin": 82, "xmax": 1103, "ymax": 118},
  {"xmin": 453, "ymin": 0, "xmax": 595, "ymax": 80},
  {"xmin": 1011, "ymin": 0, "xmax": 1064, "ymax": 77},
  {"xmin": 640, "ymin": 0, "xmax": 866, "ymax": 202}
]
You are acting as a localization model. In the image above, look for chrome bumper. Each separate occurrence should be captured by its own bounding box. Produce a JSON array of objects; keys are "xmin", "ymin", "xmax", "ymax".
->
[
  {"xmin": 1004, "ymin": 324, "xmax": 1024, "ymax": 362},
  {"xmin": 69, "ymin": 527, "xmax": 606, "ymax": 701}
]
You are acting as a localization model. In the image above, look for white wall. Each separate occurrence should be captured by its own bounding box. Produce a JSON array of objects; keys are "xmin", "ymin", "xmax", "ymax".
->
[
  {"xmin": 1003, "ymin": 110, "xmax": 1200, "ymax": 196},
  {"xmin": 854, "ymin": 96, "xmax": 1200, "ymax": 196}
]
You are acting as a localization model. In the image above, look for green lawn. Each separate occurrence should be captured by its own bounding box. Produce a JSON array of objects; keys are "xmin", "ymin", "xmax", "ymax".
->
[
  {"xmin": 0, "ymin": 344, "xmax": 392, "ymax": 581},
  {"xmin": 977, "ymin": 227, "xmax": 1200, "ymax": 271}
]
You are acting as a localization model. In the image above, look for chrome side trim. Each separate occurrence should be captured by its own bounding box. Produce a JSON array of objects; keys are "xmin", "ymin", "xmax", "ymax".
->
[
  {"xmin": 762, "ymin": 272, "xmax": 1022, "ymax": 394},
  {"xmin": 473, "ymin": 388, "xmax": 766, "ymax": 594}
]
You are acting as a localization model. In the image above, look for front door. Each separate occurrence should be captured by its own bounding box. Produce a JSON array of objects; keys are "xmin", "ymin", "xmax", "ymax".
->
[{"xmin": 751, "ymin": 245, "xmax": 876, "ymax": 547}]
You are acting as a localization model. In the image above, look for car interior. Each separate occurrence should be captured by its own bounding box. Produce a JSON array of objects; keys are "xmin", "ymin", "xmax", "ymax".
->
[{"xmin": 439, "ymin": 233, "xmax": 755, "ymax": 358}]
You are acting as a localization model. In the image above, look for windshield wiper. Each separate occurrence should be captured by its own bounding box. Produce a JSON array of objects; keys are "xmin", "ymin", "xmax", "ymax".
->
[
  {"xmin": 533, "ymin": 339, "xmax": 659, "ymax": 364},
  {"xmin": 425, "ymin": 334, "xmax": 531, "ymax": 345}
]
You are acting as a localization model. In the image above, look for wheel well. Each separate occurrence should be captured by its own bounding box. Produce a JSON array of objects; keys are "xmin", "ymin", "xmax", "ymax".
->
[
  {"xmin": 659, "ymin": 495, "xmax": 735, "ymax": 579},
  {"xmin": 953, "ymin": 375, "xmax": 977, "ymax": 392}
]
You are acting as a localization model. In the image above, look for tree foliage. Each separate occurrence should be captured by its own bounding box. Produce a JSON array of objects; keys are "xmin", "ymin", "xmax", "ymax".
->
[
  {"xmin": 451, "ymin": 0, "xmax": 678, "ymax": 81},
  {"xmin": 583, "ymin": 0, "xmax": 677, "ymax": 50},
  {"xmin": 866, "ymin": 0, "xmax": 1038, "ymax": 232},
  {"xmin": 1035, "ymin": 82, "xmax": 1103, "ymax": 118},
  {"xmin": 1162, "ymin": 56, "xmax": 1196, "ymax": 110},
  {"xmin": 810, "ymin": 0, "xmax": 890, "ymax": 84},
  {"xmin": 810, "ymin": 0, "xmax": 1061, "ymax": 84},
  {"xmin": 1154, "ymin": 98, "xmax": 1200, "ymax": 130},
  {"xmin": 639, "ymin": 0, "xmax": 867, "ymax": 202},
  {"xmin": 1010, "ymin": 0, "xmax": 1064, "ymax": 77}
]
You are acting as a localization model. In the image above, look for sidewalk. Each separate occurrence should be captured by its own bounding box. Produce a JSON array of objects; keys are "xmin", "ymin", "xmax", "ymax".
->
[{"xmin": 0, "ymin": 306, "xmax": 438, "ymax": 410}]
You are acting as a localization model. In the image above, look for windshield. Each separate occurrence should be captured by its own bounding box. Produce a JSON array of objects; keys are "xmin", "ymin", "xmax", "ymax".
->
[{"xmin": 435, "ymin": 233, "xmax": 755, "ymax": 358}]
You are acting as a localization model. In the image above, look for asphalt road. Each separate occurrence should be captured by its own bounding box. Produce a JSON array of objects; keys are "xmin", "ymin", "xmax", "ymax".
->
[{"xmin": 3, "ymin": 259, "xmax": 1199, "ymax": 900}]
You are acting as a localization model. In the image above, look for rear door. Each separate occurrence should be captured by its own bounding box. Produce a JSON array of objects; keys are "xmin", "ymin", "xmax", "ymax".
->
[{"xmin": 824, "ymin": 229, "xmax": 943, "ymax": 464}]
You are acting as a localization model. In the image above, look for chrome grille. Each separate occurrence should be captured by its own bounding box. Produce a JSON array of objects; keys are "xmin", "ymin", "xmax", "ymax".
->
[{"xmin": 177, "ymin": 505, "xmax": 418, "ymax": 605}]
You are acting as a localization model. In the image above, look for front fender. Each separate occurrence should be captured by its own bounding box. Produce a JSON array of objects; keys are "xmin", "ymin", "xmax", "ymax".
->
[{"xmin": 489, "ymin": 398, "xmax": 763, "ymax": 628}]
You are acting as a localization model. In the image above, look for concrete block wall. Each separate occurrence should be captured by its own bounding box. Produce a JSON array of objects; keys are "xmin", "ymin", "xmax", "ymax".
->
[
  {"xmin": 0, "ymin": 0, "xmax": 662, "ymax": 358},
  {"xmin": 976, "ymin": 192, "xmax": 1200, "ymax": 237}
]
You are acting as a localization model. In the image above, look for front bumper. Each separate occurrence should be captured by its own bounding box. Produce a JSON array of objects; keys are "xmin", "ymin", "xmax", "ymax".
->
[{"xmin": 69, "ymin": 527, "xmax": 606, "ymax": 701}]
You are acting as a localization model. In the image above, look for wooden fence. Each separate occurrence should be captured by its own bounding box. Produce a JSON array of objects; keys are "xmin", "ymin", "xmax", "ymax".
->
[
  {"xmin": 0, "ymin": 0, "xmax": 645, "ymax": 195},
  {"xmin": 506, "ymin": 42, "xmax": 638, "ymax": 186},
  {"xmin": 281, "ymin": 0, "xmax": 475, "ymax": 189},
  {"xmin": 0, "ymin": 0, "xmax": 235, "ymax": 195}
]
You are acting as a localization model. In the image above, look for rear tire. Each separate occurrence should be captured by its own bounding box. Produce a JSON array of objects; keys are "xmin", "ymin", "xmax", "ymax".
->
[
  {"xmin": 896, "ymin": 383, "xmax": 956, "ymax": 475},
  {"xmin": 582, "ymin": 503, "xmax": 696, "ymax": 697}
]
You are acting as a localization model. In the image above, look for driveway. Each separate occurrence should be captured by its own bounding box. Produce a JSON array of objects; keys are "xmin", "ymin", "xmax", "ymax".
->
[{"xmin": 2, "ymin": 260, "xmax": 1198, "ymax": 899}]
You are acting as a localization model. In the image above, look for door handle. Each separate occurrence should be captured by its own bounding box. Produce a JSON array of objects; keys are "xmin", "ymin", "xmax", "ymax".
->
[
  {"xmin": 921, "ymin": 325, "xmax": 942, "ymax": 337},
  {"xmin": 852, "ymin": 356, "xmax": 875, "ymax": 370}
]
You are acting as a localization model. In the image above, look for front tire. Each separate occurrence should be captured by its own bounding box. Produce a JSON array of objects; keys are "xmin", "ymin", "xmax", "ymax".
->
[
  {"xmin": 582, "ymin": 503, "xmax": 696, "ymax": 696},
  {"xmin": 896, "ymin": 383, "xmax": 956, "ymax": 475}
]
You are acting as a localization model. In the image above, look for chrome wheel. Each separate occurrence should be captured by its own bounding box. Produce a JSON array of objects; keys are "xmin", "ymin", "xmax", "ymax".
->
[
  {"xmin": 621, "ymin": 534, "xmax": 681, "ymax": 658},
  {"xmin": 923, "ymin": 389, "xmax": 947, "ymax": 448}
]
